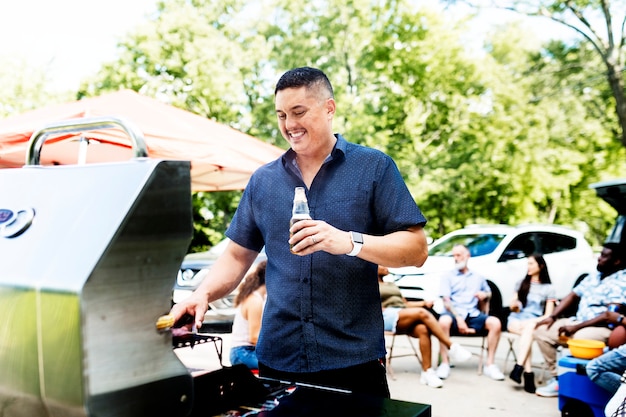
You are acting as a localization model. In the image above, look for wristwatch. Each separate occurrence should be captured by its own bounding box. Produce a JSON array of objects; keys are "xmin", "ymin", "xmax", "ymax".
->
[{"xmin": 347, "ymin": 231, "xmax": 363, "ymax": 257}]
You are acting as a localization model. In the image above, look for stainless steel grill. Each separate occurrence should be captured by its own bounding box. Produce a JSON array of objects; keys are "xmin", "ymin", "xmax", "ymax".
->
[
  {"xmin": 0, "ymin": 117, "xmax": 194, "ymax": 417},
  {"xmin": 0, "ymin": 116, "xmax": 432, "ymax": 417}
]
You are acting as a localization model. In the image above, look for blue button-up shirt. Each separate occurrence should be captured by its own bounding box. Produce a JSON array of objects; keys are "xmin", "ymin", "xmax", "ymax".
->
[
  {"xmin": 439, "ymin": 269, "xmax": 491, "ymax": 318},
  {"xmin": 226, "ymin": 134, "xmax": 426, "ymax": 372}
]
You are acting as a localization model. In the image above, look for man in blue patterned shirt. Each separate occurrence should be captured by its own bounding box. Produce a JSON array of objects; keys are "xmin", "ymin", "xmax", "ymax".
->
[
  {"xmin": 170, "ymin": 67, "xmax": 428, "ymax": 397},
  {"xmin": 533, "ymin": 242, "xmax": 626, "ymax": 397}
]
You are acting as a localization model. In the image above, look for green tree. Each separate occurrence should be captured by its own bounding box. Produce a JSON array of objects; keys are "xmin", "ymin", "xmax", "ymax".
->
[
  {"xmin": 449, "ymin": 21, "xmax": 624, "ymax": 243},
  {"xmin": 79, "ymin": 0, "xmax": 624, "ymax": 248},
  {"xmin": 0, "ymin": 56, "xmax": 72, "ymax": 118},
  {"xmin": 445, "ymin": 0, "xmax": 626, "ymax": 149},
  {"xmin": 79, "ymin": 0, "xmax": 271, "ymax": 132},
  {"xmin": 190, "ymin": 191, "xmax": 241, "ymax": 252},
  {"xmin": 80, "ymin": 0, "xmax": 281, "ymax": 251},
  {"xmin": 257, "ymin": 1, "xmax": 495, "ymax": 234}
]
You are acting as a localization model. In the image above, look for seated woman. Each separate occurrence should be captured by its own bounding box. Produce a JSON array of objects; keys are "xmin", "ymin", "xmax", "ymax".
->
[
  {"xmin": 378, "ymin": 266, "xmax": 472, "ymax": 388},
  {"xmin": 229, "ymin": 260, "xmax": 267, "ymax": 370},
  {"xmin": 506, "ymin": 253, "xmax": 556, "ymax": 393}
]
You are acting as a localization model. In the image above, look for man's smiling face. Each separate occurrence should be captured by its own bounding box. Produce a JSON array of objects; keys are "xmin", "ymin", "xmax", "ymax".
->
[{"xmin": 275, "ymin": 85, "xmax": 335, "ymax": 156}]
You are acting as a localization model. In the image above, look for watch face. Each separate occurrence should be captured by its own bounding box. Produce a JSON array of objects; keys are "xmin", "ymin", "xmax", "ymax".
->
[{"xmin": 352, "ymin": 232, "xmax": 364, "ymax": 244}]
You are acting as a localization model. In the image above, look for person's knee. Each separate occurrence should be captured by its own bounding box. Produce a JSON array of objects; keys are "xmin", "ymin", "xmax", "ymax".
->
[
  {"xmin": 416, "ymin": 323, "xmax": 429, "ymax": 337},
  {"xmin": 486, "ymin": 316, "xmax": 501, "ymax": 332},
  {"xmin": 439, "ymin": 315, "xmax": 452, "ymax": 328},
  {"xmin": 415, "ymin": 308, "xmax": 430, "ymax": 321},
  {"xmin": 507, "ymin": 321, "xmax": 521, "ymax": 333}
]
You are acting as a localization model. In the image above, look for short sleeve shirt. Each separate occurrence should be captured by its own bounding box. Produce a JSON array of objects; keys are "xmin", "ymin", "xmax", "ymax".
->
[
  {"xmin": 439, "ymin": 269, "xmax": 490, "ymax": 318},
  {"xmin": 509, "ymin": 280, "xmax": 556, "ymax": 320},
  {"xmin": 226, "ymin": 134, "xmax": 426, "ymax": 372},
  {"xmin": 573, "ymin": 269, "xmax": 626, "ymax": 322}
]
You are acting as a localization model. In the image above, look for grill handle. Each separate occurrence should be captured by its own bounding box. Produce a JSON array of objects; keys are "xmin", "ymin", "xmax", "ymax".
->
[{"xmin": 25, "ymin": 116, "xmax": 149, "ymax": 165}]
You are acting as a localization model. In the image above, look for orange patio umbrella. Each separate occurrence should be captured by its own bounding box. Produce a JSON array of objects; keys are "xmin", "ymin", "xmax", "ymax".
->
[{"xmin": 0, "ymin": 90, "xmax": 284, "ymax": 191}]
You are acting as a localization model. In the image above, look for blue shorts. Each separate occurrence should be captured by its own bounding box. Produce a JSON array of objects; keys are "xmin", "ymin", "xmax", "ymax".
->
[
  {"xmin": 230, "ymin": 345, "xmax": 259, "ymax": 370},
  {"xmin": 382, "ymin": 307, "xmax": 402, "ymax": 333},
  {"xmin": 441, "ymin": 311, "xmax": 488, "ymax": 334}
]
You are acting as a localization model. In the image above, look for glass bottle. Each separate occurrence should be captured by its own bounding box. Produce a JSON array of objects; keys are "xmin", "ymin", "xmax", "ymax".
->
[{"xmin": 290, "ymin": 186, "xmax": 311, "ymax": 253}]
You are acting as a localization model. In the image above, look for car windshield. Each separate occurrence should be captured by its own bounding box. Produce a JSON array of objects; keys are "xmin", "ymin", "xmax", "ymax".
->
[{"xmin": 429, "ymin": 233, "xmax": 506, "ymax": 257}]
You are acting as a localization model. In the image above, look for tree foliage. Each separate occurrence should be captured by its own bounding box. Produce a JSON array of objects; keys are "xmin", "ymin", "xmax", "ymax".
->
[
  {"xmin": 61, "ymin": 0, "xmax": 626, "ymax": 248},
  {"xmin": 0, "ymin": 56, "xmax": 72, "ymax": 118},
  {"xmin": 445, "ymin": 0, "xmax": 626, "ymax": 149}
]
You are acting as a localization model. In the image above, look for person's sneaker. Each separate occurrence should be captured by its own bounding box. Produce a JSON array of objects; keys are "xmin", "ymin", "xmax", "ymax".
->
[
  {"xmin": 420, "ymin": 368, "xmax": 444, "ymax": 388},
  {"xmin": 535, "ymin": 377, "xmax": 559, "ymax": 397},
  {"xmin": 483, "ymin": 364, "xmax": 505, "ymax": 381},
  {"xmin": 435, "ymin": 362, "xmax": 450, "ymax": 379},
  {"xmin": 449, "ymin": 343, "xmax": 472, "ymax": 363}
]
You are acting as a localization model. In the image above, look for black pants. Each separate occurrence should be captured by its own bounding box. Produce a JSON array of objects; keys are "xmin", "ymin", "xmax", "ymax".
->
[{"xmin": 258, "ymin": 359, "xmax": 390, "ymax": 398}]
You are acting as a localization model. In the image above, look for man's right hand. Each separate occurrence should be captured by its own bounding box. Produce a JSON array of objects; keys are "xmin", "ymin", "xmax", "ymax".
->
[
  {"xmin": 167, "ymin": 240, "xmax": 258, "ymax": 330},
  {"xmin": 558, "ymin": 324, "xmax": 577, "ymax": 337},
  {"xmin": 169, "ymin": 293, "xmax": 210, "ymax": 330},
  {"xmin": 456, "ymin": 316, "xmax": 476, "ymax": 334}
]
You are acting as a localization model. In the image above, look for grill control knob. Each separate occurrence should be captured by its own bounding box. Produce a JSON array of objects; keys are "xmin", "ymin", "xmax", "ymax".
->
[{"xmin": 0, "ymin": 208, "xmax": 34, "ymax": 238}]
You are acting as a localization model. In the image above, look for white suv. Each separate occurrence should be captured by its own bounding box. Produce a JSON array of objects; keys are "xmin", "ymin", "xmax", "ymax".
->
[{"xmin": 389, "ymin": 224, "xmax": 597, "ymax": 322}]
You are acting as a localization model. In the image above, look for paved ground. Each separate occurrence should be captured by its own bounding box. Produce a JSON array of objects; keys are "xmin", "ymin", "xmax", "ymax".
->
[{"xmin": 175, "ymin": 332, "xmax": 561, "ymax": 417}]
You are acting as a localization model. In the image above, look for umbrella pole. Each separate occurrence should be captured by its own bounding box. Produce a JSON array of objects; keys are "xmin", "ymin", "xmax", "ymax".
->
[{"xmin": 78, "ymin": 136, "xmax": 88, "ymax": 165}]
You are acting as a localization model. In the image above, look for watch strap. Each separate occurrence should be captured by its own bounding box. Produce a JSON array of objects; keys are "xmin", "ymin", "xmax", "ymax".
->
[{"xmin": 347, "ymin": 231, "xmax": 363, "ymax": 257}]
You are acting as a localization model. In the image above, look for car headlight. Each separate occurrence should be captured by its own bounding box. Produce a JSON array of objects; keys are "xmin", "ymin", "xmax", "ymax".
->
[
  {"xmin": 176, "ymin": 268, "xmax": 209, "ymax": 287},
  {"xmin": 180, "ymin": 269, "xmax": 195, "ymax": 281}
]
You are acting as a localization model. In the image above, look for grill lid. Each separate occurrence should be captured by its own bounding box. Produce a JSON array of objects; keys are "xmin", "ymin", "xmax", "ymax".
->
[{"xmin": 0, "ymin": 117, "xmax": 194, "ymax": 417}]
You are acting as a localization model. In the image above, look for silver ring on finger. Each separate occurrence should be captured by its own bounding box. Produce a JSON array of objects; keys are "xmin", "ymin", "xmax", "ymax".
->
[{"xmin": 311, "ymin": 236, "xmax": 317, "ymax": 244}]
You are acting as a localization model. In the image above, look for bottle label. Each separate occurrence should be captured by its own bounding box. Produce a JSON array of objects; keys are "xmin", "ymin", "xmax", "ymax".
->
[{"xmin": 290, "ymin": 214, "xmax": 311, "ymax": 253}]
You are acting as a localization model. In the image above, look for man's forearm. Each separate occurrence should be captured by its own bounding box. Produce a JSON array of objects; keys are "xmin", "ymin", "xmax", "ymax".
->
[
  {"xmin": 444, "ymin": 300, "xmax": 462, "ymax": 319},
  {"xmin": 549, "ymin": 292, "xmax": 579, "ymax": 319}
]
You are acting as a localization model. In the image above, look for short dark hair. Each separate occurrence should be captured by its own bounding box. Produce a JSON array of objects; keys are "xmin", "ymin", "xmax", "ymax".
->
[
  {"xmin": 604, "ymin": 242, "xmax": 626, "ymax": 263},
  {"xmin": 274, "ymin": 67, "xmax": 334, "ymax": 98}
]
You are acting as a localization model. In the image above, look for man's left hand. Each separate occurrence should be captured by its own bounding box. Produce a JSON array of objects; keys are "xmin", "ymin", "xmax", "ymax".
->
[{"xmin": 289, "ymin": 219, "xmax": 353, "ymax": 256}]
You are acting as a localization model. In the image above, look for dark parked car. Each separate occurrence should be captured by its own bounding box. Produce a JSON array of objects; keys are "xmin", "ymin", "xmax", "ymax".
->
[{"xmin": 172, "ymin": 238, "xmax": 266, "ymax": 329}]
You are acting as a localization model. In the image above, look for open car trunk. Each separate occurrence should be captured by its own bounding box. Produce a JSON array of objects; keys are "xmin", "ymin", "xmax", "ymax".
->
[{"xmin": 590, "ymin": 178, "xmax": 626, "ymax": 245}]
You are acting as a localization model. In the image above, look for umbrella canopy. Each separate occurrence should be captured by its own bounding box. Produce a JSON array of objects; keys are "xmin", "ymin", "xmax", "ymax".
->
[{"xmin": 0, "ymin": 90, "xmax": 284, "ymax": 191}]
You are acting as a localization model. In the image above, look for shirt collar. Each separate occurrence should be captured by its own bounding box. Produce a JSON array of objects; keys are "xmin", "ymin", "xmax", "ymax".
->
[{"xmin": 454, "ymin": 269, "xmax": 472, "ymax": 277}]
